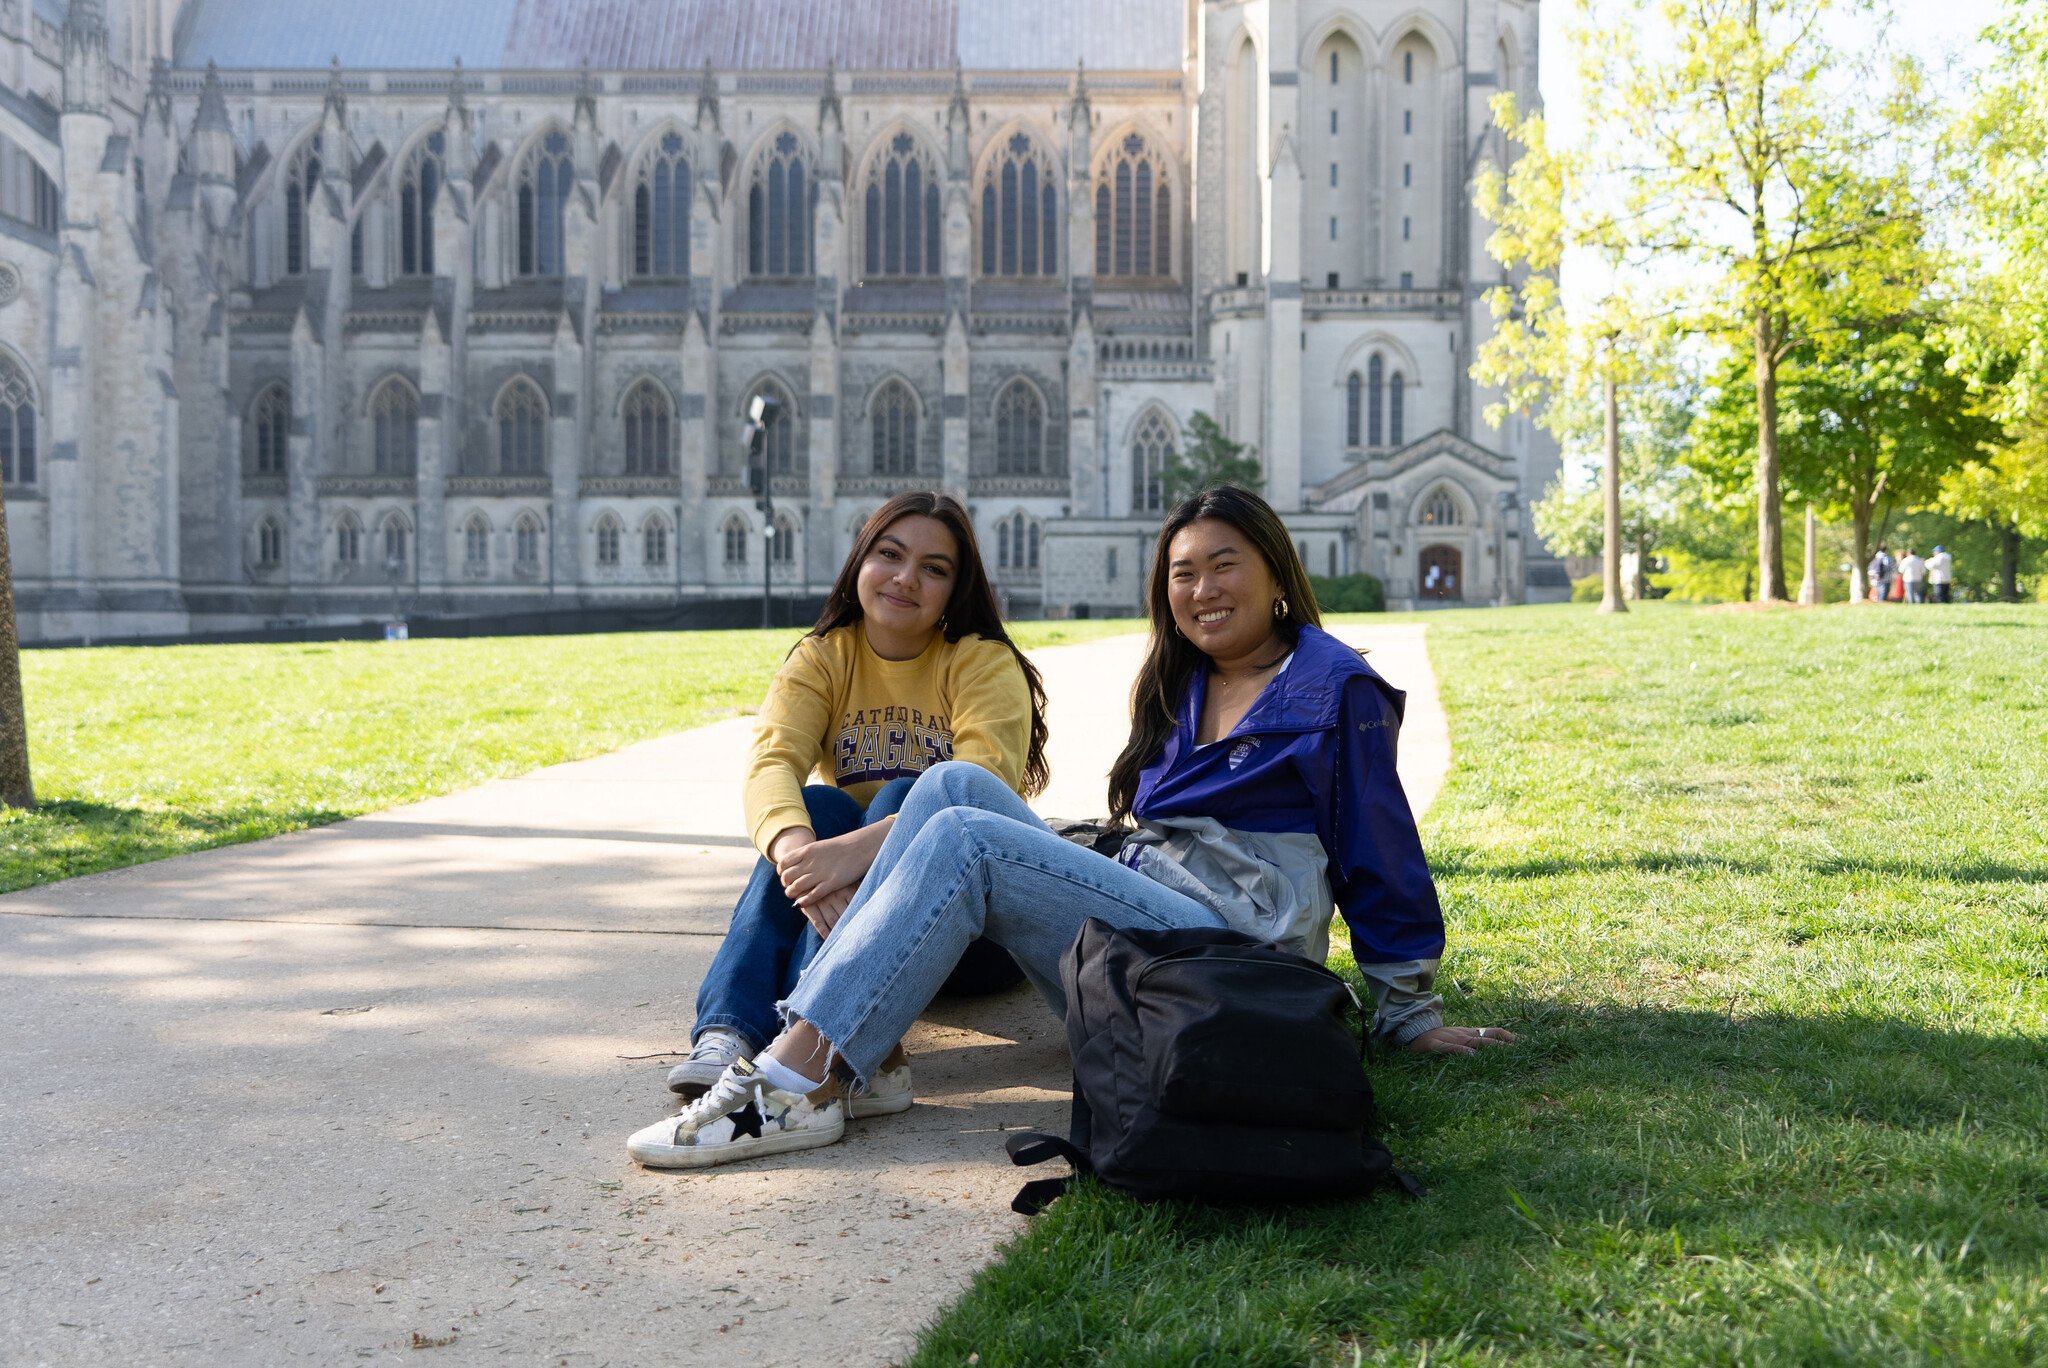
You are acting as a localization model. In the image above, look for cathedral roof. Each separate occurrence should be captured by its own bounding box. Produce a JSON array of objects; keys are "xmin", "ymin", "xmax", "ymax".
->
[{"xmin": 171, "ymin": 0, "xmax": 1184, "ymax": 72}]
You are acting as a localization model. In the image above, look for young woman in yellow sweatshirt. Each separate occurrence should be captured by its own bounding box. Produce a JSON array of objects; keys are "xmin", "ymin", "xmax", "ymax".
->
[{"xmin": 665, "ymin": 491, "xmax": 1049, "ymax": 1116}]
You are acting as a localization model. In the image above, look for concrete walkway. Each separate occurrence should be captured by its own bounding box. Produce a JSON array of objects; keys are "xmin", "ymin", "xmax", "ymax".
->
[{"xmin": 0, "ymin": 624, "xmax": 1444, "ymax": 1367}]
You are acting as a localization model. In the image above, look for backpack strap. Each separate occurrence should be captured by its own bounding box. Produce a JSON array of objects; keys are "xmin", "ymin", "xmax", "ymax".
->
[{"xmin": 1005, "ymin": 1130, "xmax": 1093, "ymax": 1215}]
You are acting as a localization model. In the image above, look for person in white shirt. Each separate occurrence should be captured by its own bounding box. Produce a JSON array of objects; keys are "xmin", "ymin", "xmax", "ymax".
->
[
  {"xmin": 1898, "ymin": 548, "xmax": 1928, "ymax": 604},
  {"xmin": 1926, "ymin": 545, "xmax": 1955, "ymax": 603}
]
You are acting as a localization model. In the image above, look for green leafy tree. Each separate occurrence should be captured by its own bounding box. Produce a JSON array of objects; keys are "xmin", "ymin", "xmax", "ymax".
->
[
  {"xmin": 1165, "ymin": 412, "xmax": 1263, "ymax": 502},
  {"xmin": 1943, "ymin": 3, "xmax": 2048, "ymax": 598},
  {"xmin": 1938, "ymin": 424, "xmax": 2048, "ymax": 600},
  {"xmin": 1693, "ymin": 305, "xmax": 1991, "ymax": 600},
  {"xmin": 1531, "ymin": 374, "xmax": 1701, "ymax": 600},
  {"xmin": 1560, "ymin": 0, "xmax": 1935, "ymax": 602},
  {"xmin": 1473, "ymin": 95, "xmax": 1663, "ymax": 614}
]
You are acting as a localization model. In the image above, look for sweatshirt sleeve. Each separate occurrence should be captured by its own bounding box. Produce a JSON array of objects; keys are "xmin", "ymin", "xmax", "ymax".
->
[
  {"xmin": 1325, "ymin": 672, "xmax": 1446, "ymax": 1046},
  {"xmin": 941, "ymin": 638, "xmax": 1033, "ymax": 794},
  {"xmin": 743, "ymin": 638, "xmax": 838, "ymax": 857}
]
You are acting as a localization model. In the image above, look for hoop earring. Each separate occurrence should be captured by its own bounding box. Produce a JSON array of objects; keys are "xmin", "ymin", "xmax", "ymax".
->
[{"xmin": 1273, "ymin": 597, "xmax": 1289, "ymax": 620}]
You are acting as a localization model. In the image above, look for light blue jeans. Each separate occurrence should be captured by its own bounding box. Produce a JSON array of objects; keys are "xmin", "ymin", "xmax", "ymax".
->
[{"xmin": 781, "ymin": 760, "xmax": 1228, "ymax": 1080}]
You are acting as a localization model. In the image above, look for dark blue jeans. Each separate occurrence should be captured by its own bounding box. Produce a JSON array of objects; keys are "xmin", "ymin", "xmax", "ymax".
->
[{"xmin": 692, "ymin": 779, "xmax": 915, "ymax": 1052}]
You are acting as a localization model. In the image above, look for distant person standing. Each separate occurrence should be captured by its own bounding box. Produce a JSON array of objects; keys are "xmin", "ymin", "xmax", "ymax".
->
[
  {"xmin": 1868, "ymin": 545, "xmax": 1896, "ymax": 603},
  {"xmin": 1899, "ymin": 547, "xmax": 1928, "ymax": 605},
  {"xmin": 1926, "ymin": 545, "xmax": 1955, "ymax": 603}
]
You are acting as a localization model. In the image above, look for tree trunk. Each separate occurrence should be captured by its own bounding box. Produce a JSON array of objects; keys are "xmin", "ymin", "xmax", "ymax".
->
[
  {"xmin": 1849, "ymin": 502, "xmax": 1872, "ymax": 603},
  {"xmin": 2001, "ymin": 523, "xmax": 2021, "ymax": 602},
  {"xmin": 0, "ymin": 482, "xmax": 34, "ymax": 810},
  {"xmin": 1601, "ymin": 376, "xmax": 1627, "ymax": 615},
  {"xmin": 1797, "ymin": 504, "xmax": 1821, "ymax": 606},
  {"xmin": 1754, "ymin": 312, "xmax": 1787, "ymax": 600}
]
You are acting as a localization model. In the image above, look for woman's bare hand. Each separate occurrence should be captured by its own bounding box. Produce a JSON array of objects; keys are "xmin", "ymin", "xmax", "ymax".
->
[
  {"xmin": 1405, "ymin": 1025, "xmax": 1518, "ymax": 1056},
  {"xmin": 777, "ymin": 820, "xmax": 890, "ymax": 907},
  {"xmin": 800, "ymin": 885, "xmax": 857, "ymax": 938}
]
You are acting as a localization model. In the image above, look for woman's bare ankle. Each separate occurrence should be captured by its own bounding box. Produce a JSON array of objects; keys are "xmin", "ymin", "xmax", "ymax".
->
[{"xmin": 765, "ymin": 1021, "xmax": 835, "ymax": 1080}]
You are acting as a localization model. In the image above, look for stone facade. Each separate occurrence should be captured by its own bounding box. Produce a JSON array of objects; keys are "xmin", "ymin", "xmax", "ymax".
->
[{"xmin": 0, "ymin": 0, "xmax": 1564, "ymax": 643}]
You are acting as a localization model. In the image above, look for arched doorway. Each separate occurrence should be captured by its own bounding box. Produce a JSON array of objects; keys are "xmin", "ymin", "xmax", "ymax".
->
[{"xmin": 1419, "ymin": 545, "xmax": 1462, "ymax": 601}]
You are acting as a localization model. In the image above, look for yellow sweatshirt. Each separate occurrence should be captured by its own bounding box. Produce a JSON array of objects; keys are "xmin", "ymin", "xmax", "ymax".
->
[{"xmin": 743, "ymin": 626, "xmax": 1033, "ymax": 856}]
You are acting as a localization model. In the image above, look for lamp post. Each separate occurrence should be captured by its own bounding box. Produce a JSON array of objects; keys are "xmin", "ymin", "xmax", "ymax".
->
[
  {"xmin": 744, "ymin": 391, "xmax": 782, "ymax": 630},
  {"xmin": 383, "ymin": 547, "xmax": 409, "ymax": 640},
  {"xmin": 1497, "ymin": 489, "xmax": 1519, "ymax": 607}
]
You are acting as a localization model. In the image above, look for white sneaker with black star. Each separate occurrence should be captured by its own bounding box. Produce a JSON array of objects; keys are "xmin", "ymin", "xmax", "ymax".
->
[{"xmin": 628, "ymin": 1058, "xmax": 845, "ymax": 1170}]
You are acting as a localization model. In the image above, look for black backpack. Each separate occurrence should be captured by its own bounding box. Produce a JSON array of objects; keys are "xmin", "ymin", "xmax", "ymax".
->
[{"xmin": 1007, "ymin": 918, "xmax": 1421, "ymax": 1213}]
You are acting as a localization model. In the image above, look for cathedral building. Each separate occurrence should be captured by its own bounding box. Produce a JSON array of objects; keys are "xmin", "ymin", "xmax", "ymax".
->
[{"xmin": 0, "ymin": 0, "xmax": 1564, "ymax": 643}]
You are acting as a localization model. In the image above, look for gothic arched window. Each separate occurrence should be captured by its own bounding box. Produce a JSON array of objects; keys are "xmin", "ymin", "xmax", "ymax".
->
[
  {"xmin": 399, "ymin": 131, "xmax": 444, "ymax": 277},
  {"xmin": 594, "ymin": 512, "xmax": 622, "ymax": 567},
  {"xmin": 463, "ymin": 512, "xmax": 490, "ymax": 570},
  {"xmin": 0, "ymin": 354, "xmax": 37, "ymax": 486},
  {"xmin": 1094, "ymin": 133, "xmax": 1173, "ymax": 279},
  {"xmin": 1367, "ymin": 354, "xmax": 1385, "ymax": 448},
  {"xmin": 864, "ymin": 132, "xmax": 941, "ymax": 279},
  {"xmin": 634, "ymin": 131, "xmax": 692, "ymax": 279},
  {"xmin": 722, "ymin": 514, "xmax": 750, "ymax": 566},
  {"xmin": 998, "ymin": 511, "xmax": 1040, "ymax": 570},
  {"xmin": 257, "ymin": 516, "xmax": 284, "ymax": 568},
  {"xmin": 1345, "ymin": 371, "xmax": 1363, "ymax": 447},
  {"xmin": 249, "ymin": 383, "xmax": 291, "ymax": 476},
  {"xmin": 743, "ymin": 379, "xmax": 796, "ymax": 475},
  {"xmin": 517, "ymin": 131, "xmax": 573, "ymax": 278},
  {"xmin": 369, "ymin": 377, "xmax": 419, "ymax": 475},
  {"xmin": 1421, "ymin": 487, "xmax": 1462, "ymax": 526},
  {"xmin": 870, "ymin": 379, "xmax": 919, "ymax": 476},
  {"xmin": 1390, "ymin": 371, "xmax": 1406, "ymax": 447},
  {"xmin": 381, "ymin": 512, "xmax": 410, "ymax": 568},
  {"xmin": 980, "ymin": 133, "xmax": 1059, "ymax": 278},
  {"xmin": 496, "ymin": 378, "xmax": 548, "ymax": 474},
  {"xmin": 643, "ymin": 514, "xmax": 671, "ymax": 567},
  {"xmin": 514, "ymin": 512, "xmax": 543, "ymax": 569},
  {"xmin": 285, "ymin": 135, "xmax": 322, "ymax": 276},
  {"xmin": 1129, "ymin": 408, "xmax": 1175, "ymax": 515},
  {"xmin": 994, "ymin": 379, "xmax": 1045, "ymax": 476},
  {"xmin": 747, "ymin": 132, "xmax": 811, "ymax": 277},
  {"xmin": 771, "ymin": 513, "xmax": 797, "ymax": 565},
  {"xmin": 621, "ymin": 379, "xmax": 673, "ymax": 475},
  {"xmin": 0, "ymin": 135, "xmax": 60, "ymax": 235},
  {"xmin": 336, "ymin": 511, "xmax": 363, "ymax": 567}
]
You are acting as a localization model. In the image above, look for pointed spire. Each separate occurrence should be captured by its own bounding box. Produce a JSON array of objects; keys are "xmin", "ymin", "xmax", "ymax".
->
[
  {"xmin": 196, "ymin": 60, "xmax": 231, "ymax": 132},
  {"xmin": 447, "ymin": 56, "xmax": 468, "ymax": 116},
  {"xmin": 323, "ymin": 55, "xmax": 347, "ymax": 121},
  {"xmin": 63, "ymin": 0, "xmax": 110, "ymax": 113},
  {"xmin": 575, "ymin": 59, "xmax": 599, "ymax": 125},
  {"xmin": 64, "ymin": 0, "xmax": 107, "ymax": 39},
  {"xmin": 696, "ymin": 57, "xmax": 721, "ymax": 131},
  {"xmin": 819, "ymin": 55, "xmax": 841, "ymax": 129},
  {"xmin": 146, "ymin": 55, "xmax": 173, "ymax": 128}
]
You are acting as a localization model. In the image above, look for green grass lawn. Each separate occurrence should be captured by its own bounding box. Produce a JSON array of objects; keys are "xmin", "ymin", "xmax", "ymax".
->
[
  {"xmin": 5, "ymin": 617, "xmax": 1142, "ymax": 893},
  {"xmin": 911, "ymin": 602, "xmax": 2048, "ymax": 1367}
]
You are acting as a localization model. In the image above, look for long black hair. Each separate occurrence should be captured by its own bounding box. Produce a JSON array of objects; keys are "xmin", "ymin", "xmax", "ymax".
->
[
  {"xmin": 808, "ymin": 491, "xmax": 1050, "ymax": 798},
  {"xmin": 1106, "ymin": 484, "xmax": 1321, "ymax": 822}
]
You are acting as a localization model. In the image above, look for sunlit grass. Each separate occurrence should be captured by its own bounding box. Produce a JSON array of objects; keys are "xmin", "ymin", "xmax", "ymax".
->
[
  {"xmin": 5, "ymin": 618, "xmax": 1145, "ymax": 893},
  {"xmin": 910, "ymin": 601, "xmax": 2048, "ymax": 1367}
]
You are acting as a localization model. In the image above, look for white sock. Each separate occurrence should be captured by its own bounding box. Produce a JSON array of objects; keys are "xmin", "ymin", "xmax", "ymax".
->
[{"xmin": 753, "ymin": 1054, "xmax": 825, "ymax": 1096}]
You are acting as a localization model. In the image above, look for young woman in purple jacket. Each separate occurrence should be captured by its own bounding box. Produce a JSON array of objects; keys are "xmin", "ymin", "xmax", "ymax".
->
[{"xmin": 630, "ymin": 485, "xmax": 1513, "ymax": 1169}]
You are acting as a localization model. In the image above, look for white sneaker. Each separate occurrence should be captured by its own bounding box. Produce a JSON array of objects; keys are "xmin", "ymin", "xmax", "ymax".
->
[
  {"xmin": 628, "ymin": 1058, "xmax": 845, "ymax": 1170},
  {"xmin": 666, "ymin": 1028, "xmax": 751, "ymax": 1097},
  {"xmin": 847, "ymin": 1059, "xmax": 914, "ymax": 1119}
]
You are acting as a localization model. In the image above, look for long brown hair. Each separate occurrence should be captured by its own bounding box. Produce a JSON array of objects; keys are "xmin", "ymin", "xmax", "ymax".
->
[
  {"xmin": 808, "ymin": 491, "xmax": 1050, "ymax": 798},
  {"xmin": 1106, "ymin": 484, "xmax": 1322, "ymax": 822}
]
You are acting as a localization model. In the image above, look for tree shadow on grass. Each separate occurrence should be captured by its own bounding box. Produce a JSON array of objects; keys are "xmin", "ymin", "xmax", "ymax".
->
[
  {"xmin": 0, "ymin": 798, "xmax": 350, "ymax": 894},
  {"xmin": 1431, "ymin": 846, "xmax": 2048, "ymax": 887},
  {"xmin": 914, "ymin": 998, "xmax": 2048, "ymax": 1366}
]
